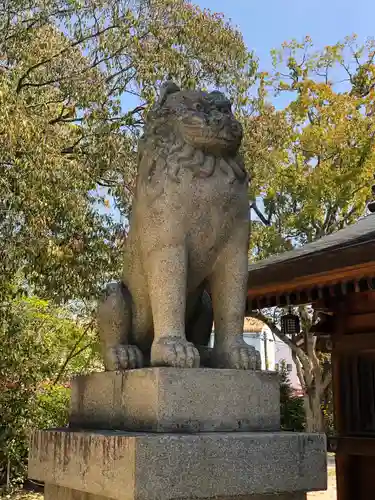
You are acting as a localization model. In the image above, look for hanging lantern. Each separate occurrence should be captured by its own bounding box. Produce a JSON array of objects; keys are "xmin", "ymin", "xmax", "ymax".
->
[{"xmin": 281, "ymin": 307, "xmax": 300, "ymax": 336}]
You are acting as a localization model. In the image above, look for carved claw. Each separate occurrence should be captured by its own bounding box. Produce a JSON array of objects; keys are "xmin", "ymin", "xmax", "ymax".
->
[
  {"xmin": 151, "ymin": 337, "xmax": 200, "ymax": 368},
  {"xmin": 212, "ymin": 336, "xmax": 259, "ymax": 370},
  {"xmin": 105, "ymin": 344, "xmax": 144, "ymax": 371}
]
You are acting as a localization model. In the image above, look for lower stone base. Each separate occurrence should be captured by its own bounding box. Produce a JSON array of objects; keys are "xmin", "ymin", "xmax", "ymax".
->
[
  {"xmin": 29, "ymin": 429, "xmax": 325, "ymax": 500},
  {"xmin": 45, "ymin": 484, "xmax": 307, "ymax": 500}
]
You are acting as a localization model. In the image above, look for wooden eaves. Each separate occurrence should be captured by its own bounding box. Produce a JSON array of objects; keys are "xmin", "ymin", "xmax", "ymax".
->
[{"xmin": 246, "ymin": 214, "xmax": 375, "ymax": 311}]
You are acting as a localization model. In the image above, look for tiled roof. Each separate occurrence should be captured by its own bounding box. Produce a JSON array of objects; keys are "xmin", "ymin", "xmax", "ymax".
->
[{"xmin": 248, "ymin": 214, "xmax": 375, "ymax": 273}]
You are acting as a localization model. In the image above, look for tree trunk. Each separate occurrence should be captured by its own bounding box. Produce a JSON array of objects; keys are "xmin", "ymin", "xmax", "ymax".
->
[
  {"xmin": 247, "ymin": 310, "xmax": 331, "ymax": 434},
  {"xmin": 304, "ymin": 390, "xmax": 324, "ymax": 433}
]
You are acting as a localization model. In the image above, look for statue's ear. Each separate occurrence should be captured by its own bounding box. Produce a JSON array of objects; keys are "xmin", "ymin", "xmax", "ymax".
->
[
  {"xmin": 158, "ymin": 80, "xmax": 180, "ymax": 107},
  {"xmin": 208, "ymin": 90, "xmax": 232, "ymax": 111}
]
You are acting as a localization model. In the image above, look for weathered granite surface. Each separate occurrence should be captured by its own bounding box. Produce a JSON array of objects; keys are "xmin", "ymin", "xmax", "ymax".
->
[
  {"xmin": 44, "ymin": 484, "xmax": 307, "ymax": 500},
  {"xmin": 69, "ymin": 369, "xmax": 280, "ymax": 433},
  {"xmin": 29, "ymin": 429, "xmax": 326, "ymax": 500},
  {"xmin": 97, "ymin": 82, "xmax": 260, "ymax": 372}
]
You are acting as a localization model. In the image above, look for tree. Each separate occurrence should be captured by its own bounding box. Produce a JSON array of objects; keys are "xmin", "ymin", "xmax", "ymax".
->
[
  {"xmin": 243, "ymin": 35, "xmax": 375, "ymax": 432},
  {"xmin": 0, "ymin": 0, "xmax": 256, "ymax": 304},
  {"xmin": 0, "ymin": 4, "xmax": 256, "ymax": 484},
  {"xmin": 0, "ymin": 1, "xmax": 258, "ymax": 482},
  {"xmin": 0, "ymin": 295, "xmax": 100, "ymax": 486},
  {"xmin": 279, "ymin": 360, "xmax": 305, "ymax": 432}
]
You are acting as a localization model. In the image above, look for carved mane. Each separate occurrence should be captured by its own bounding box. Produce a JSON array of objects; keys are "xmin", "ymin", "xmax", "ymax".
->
[{"xmin": 137, "ymin": 85, "xmax": 248, "ymax": 186}]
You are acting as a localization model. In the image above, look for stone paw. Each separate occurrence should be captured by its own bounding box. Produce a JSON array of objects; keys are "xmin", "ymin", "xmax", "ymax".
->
[
  {"xmin": 151, "ymin": 337, "xmax": 200, "ymax": 368},
  {"xmin": 212, "ymin": 336, "xmax": 259, "ymax": 370},
  {"xmin": 105, "ymin": 344, "xmax": 144, "ymax": 371}
]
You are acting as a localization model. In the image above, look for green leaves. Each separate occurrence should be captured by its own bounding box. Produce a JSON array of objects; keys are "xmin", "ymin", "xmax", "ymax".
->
[
  {"xmin": 0, "ymin": 295, "xmax": 102, "ymax": 486},
  {"xmin": 279, "ymin": 361, "xmax": 305, "ymax": 432},
  {"xmin": 245, "ymin": 38, "xmax": 374, "ymax": 433},
  {"xmin": 0, "ymin": 0, "xmax": 255, "ymax": 303},
  {"xmin": 245, "ymin": 36, "xmax": 375, "ymax": 258}
]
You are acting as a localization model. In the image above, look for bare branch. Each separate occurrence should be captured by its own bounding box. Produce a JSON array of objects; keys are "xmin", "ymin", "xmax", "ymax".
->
[
  {"xmin": 16, "ymin": 24, "xmax": 121, "ymax": 92},
  {"xmin": 250, "ymin": 201, "xmax": 272, "ymax": 226},
  {"xmin": 248, "ymin": 310, "xmax": 310, "ymax": 365},
  {"xmin": 53, "ymin": 320, "xmax": 94, "ymax": 385}
]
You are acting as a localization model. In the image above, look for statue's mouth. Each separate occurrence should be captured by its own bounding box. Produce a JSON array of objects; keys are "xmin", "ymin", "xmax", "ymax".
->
[{"xmin": 181, "ymin": 118, "xmax": 242, "ymax": 151}]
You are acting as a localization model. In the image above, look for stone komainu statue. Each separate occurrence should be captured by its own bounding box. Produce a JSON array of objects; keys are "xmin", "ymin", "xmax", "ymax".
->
[{"xmin": 97, "ymin": 82, "xmax": 260, "ymax": 371}]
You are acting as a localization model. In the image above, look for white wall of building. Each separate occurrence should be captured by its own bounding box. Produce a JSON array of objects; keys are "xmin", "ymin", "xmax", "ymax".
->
[
  {"xmin": 210, "ymin": 327, "xmax": 301, "ymax": 390},
  {"xmin": 243, "ymin": 329, "xmax": 276, "ymax": 371},
  {"xmin": 275, "ymin": 341, "xmax": 300, "ymax": 389}
]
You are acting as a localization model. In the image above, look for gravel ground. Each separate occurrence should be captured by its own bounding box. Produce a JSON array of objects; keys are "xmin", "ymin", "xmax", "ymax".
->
[
  {"xmin": 308, "ymin": 468, "xmax": 336, "ymax": 500},
  {"xmin": 1, "ymin": 494, "xmax": 41, "ymax": 499}
]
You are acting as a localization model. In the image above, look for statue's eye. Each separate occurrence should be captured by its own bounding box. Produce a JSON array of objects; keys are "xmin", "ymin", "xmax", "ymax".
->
[{"xmin": 194, "ymin": 102, "xmax": 204, "ymax": 112}]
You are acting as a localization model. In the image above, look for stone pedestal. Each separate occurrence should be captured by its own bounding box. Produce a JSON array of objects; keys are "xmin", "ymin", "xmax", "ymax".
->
[
  {"xmin": 28, "ymin": 369, "xmax": 327, "ymax": 499},
  {"xmin": 69, "ymin": 369, "xmax": 280, "ymax": 432}
]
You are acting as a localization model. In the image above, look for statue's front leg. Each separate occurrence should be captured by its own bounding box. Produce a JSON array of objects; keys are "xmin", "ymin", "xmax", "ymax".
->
[
  {"xmin": 209, "ymin": 223, "xmax": 260, "ymax": 370},
  {"xmin": 146, "ymin": 245, "xmax": 200, "ymax": 368}
]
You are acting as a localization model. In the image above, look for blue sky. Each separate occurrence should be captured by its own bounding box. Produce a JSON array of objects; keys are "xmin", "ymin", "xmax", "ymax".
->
[
  {"xmin": 196, "ymin": 0, "xmax": 375, "ymax": 71},
  {"xmin": 109, "ymin": 0, "xmax": 375, "ymax": 219}
]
